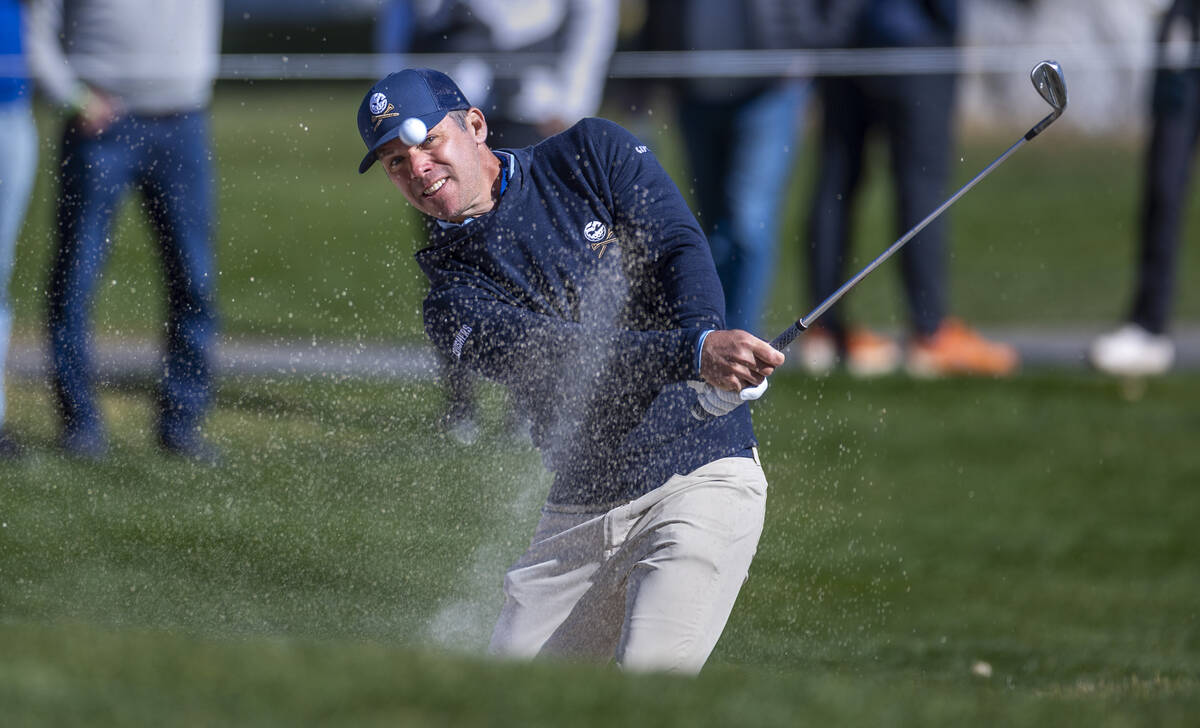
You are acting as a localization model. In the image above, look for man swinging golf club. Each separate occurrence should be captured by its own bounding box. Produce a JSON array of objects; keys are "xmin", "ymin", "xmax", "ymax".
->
[{"xmin": 356, "ymin": 67, "xmax": 782, "ymax": 673}]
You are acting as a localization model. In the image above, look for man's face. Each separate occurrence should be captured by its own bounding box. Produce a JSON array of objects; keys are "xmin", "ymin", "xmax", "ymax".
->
[{"xmin": 376, "ymin": 109, "xmax": 497, "ymax": 223}]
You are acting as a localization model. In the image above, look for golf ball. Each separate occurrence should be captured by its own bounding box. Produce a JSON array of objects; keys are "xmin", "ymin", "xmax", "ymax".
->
[{"xmin": 399, "ymin": 117, "xmax": 427, "ymax": 147}]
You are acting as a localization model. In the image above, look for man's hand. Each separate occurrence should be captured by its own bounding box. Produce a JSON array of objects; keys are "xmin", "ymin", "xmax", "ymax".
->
[
  {"xmin": 75, "ymin": 89, "xmax": 119, "ymax": 137},
  {"xmin": 688, "ymin": 330, "xmax": 784, "ymax": 419},
  {"xmin": 700, "ymin": 329, "xmax": 785, "ymax": 392}
]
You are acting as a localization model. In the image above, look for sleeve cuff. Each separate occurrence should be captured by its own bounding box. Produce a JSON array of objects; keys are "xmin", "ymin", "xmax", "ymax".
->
[{"xmin": 694, "ymin": 328, "xmax": 714, "ymax": 379}]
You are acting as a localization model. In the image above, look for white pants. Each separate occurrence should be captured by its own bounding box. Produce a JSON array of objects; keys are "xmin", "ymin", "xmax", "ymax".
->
[{"xmin": 488, "ymin": 455, "xmax": 767, "ymax": 674}]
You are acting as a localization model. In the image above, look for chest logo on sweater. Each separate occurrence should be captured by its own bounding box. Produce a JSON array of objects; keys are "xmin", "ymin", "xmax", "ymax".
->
[{"xmin": 583, "ymin": 220, "xmax": 619, "ymax": 258}]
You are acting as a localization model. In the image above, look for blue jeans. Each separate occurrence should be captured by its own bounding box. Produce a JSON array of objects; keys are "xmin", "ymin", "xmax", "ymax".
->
[
  {"xmin": 48, "ymin": 111, "xmax": 218, "ymax": 444},
  {"xmin": 0, "ymin": 99, "xmax": 37, "ymax": 430},
  {"xmin": 680, "ymin": 81, "xmax": 809, "ymax": 334}
]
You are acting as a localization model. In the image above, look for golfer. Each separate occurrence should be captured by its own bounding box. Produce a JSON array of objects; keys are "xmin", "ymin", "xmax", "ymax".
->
[{"xmin": 357, "ymin": 68, "xmax": 784, "ymax": 673}]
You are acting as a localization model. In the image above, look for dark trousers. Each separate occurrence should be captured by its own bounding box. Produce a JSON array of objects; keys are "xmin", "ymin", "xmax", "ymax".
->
[
  {"xmin": 1131, "ymin": 59, "xmax": 1200, "ymax": 334},
  {"xmin": 806, "ymin": 72, "xmax": 956, "ymax": 340},
  {"xmin": 49, "ymin": 111, "xmax": 218, "ymax": 444}
]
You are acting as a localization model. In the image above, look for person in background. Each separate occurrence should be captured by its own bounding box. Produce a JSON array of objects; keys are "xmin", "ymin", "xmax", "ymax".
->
[
  {"xmin": 1090, "ymin": 0, "xmax": 1198, "ymax": 376},
  {"xmin": 404, "ymin": 0, "xmax": 618, "ymax": 147},
  {"xmin": 25, "ymin": 0, "xmax": 222, "ymax": 460},
  {"xmin": 0, "ymin": 0, "xmax": 38, "ymax": 459},
  {"xmin": 383, "ymin": 0, "xmax": 620, "ymax": 443},
  {"xmin": 645, "ymin": 0, "xmax": 863, "ymax": 336},
  {"xmin": 374, "ymin": 0, "xmax": 415, "ymax": 75},
  {"xmin": 802, "ymin": 0, "xmax": 1019, "ymax": 377}
]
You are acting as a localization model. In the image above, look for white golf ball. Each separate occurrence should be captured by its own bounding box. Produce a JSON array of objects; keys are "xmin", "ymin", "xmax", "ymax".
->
[{"xmin": 399, "ymin": 117, "xmax": 427, "ymax": 147}]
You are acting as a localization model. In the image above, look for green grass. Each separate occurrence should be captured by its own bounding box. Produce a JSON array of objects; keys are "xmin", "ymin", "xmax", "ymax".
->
[
  {"xmin": 4, "ymin": 80, "xmax": 1200, "ymax": 725},
  {"xmin": 2, "ymin": 371, "xmax": 1198, "ymax": 725}
]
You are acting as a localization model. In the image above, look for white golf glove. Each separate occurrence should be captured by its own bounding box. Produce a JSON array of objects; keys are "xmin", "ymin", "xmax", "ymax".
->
[{"xmin": 687, "ymin": 379, "xmax": 769, "ymax": 419}]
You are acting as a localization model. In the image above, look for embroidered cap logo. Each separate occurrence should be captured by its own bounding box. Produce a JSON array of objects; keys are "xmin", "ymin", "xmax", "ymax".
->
[{"xmin": 370, "ymin": 92, "xmax": 400, "ymax": 130}]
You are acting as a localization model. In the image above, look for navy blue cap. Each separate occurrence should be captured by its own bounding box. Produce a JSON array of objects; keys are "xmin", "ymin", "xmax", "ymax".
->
[{"xmin": 356, "ymin": 68, "xmax": 471, "ymax": 174}]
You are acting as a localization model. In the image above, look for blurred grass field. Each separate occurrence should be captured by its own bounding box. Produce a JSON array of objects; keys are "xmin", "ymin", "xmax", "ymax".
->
[{"xmin": 2, "ymin": 81, "xmax": 1200, "ymax": 725}]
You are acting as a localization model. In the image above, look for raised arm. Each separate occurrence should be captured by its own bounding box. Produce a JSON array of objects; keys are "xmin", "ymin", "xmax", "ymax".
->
[{"xmin": 591, "ymin": 118, "xmax": 784, "ymax": 391}]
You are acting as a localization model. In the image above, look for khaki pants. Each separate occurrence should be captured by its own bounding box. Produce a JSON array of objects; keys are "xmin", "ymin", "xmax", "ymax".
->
[{"xmin": 488, "ymin": 455, "xmax": 767, "ymax": 674}]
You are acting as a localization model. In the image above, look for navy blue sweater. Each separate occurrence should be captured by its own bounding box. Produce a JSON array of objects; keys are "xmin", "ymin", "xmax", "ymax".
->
[{"xmin": 415, "ymin": 118, "xmax": 756, "ymax": 507}]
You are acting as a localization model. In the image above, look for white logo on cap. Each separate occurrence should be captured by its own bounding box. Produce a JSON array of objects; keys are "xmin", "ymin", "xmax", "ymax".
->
[{"xmin": 369, "ymin": 92, "xmax": 389, "ymax": 116}]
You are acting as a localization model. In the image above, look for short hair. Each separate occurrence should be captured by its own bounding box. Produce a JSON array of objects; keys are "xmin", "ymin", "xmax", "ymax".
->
[{"xmin": 446, "ymin": 109, "xmax": 469, "ymax": 130}]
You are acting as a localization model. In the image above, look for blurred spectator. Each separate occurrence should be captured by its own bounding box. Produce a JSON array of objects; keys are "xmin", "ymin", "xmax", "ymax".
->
[
  {"xmin": 405, "ymin": 0, "xmax": 618, "ymax": 147},
  {"xmin": 1090, "ymin": 0, "xmax": 1198, "ymax": 376},
  {"xmin": 26, "ymin": 0, "xmax": 222, "ymax": 461},
  {"xmin": 373, "ymin": 0, "xmax": 415, "ymax": 75},
  {"xmin": 0, "ymin": 0, "xmax": 37, "ymax": 459},
  {"xmin": 384, "ymin": 0, "xmax": 619, "ymax": 443},
  {"xmin": 802, "ymin": 0, "xmax": 1019, "ymax": 377},
  {"xmin": 643, "ymin": 0, "xmax": 863, "ymax": 336}
]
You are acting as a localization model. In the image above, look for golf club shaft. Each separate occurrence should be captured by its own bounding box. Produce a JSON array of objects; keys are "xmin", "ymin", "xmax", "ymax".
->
[{"xmin": 769, "ymin": 109, "xmax": 1060, "ymax": 353}]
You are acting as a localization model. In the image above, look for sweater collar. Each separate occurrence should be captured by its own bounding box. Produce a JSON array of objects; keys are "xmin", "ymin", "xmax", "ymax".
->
[{"xmin": 434, "ymin": 151, "xmax": 515, "ymax": 230}]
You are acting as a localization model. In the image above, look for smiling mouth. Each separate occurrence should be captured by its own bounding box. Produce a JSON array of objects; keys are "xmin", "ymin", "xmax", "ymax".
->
[{"xmin": 422, "ymin": 178, "xmax": 447, "ymax": 197}]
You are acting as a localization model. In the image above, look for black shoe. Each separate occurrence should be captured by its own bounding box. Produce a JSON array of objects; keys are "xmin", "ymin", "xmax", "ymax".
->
[
  {"xmin": 0, "ymin": 430, "xmax": 23, "ymax": 460},
  {"xmin": 61, "ymin": 428, "xmax": 109, "ymax": 461}
]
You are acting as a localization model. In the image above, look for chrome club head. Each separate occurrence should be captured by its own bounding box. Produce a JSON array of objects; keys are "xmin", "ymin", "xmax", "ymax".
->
[{"xmin": 1031, "ymin": 60, "xmax": 1067, "ymax": 116}]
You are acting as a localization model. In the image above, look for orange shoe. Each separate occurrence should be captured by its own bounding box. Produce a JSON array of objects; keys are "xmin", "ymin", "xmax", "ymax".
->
[
  {"xmin": 844, "ymin": 327, "xmax": 900, "ymax": 377},
  {"xmin": 906, "ymin": 318, "xmax": 1019, "ymax": 377}
]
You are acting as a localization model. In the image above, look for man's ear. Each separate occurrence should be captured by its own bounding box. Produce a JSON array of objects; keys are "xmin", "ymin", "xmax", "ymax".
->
[{"xmin": 467, "ymin": 108, "xmax": 489, "ymax": 143}]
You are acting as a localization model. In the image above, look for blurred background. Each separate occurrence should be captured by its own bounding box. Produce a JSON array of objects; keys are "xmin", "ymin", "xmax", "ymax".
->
[{"xmin": 5, "ymin": 0, "xmax": 1198, "ymax": 360}]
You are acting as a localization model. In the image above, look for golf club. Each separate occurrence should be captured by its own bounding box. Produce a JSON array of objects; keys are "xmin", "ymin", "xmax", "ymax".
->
[
  {"xmin": 692, "ymin": 60, "xmax": 1068, "ymax": 418},
  {"xmin": 769, "ymin": 59, "xmax": 1067, "ymax": 353}
]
